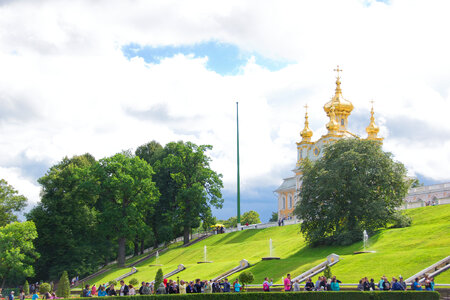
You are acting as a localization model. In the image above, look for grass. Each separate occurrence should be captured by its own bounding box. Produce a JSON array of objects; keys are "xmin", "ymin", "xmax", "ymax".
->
[{"xmin": 85, "ymin": 204, "xmax": 450, "ymax": 286}]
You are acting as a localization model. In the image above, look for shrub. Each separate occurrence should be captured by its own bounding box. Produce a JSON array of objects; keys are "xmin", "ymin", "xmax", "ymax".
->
[
  {"xmin": 238, "ymin": 271, "xmax": 254, "ymax": 291},
  {"xmin": 108, "ymin": 280, "xmax": 118, "ymax": 286},
  {"xmin": 56, "ymin": 271, "xmax": 71, "ymax": 299},
  {"xmin": 154, "ymin": 268, "xmax": 164, "ymax": 290},
  {"xmin": 39, "ymin": 283, "xmax": 51, "ymax": 295},
  {"xmin": 23, "ymin": 280, "xmax": 30, "ymax": 295},
  {"xmin": 129, "ymin": 278, "xmax": 139, "ymax": 286},
  {"xmin": 390, "ymin": 212, "xmax": 412, "ymax": 228},
  {"xmin": 324, "ymin": 264, "xmax": 332, "ymax": 279}
]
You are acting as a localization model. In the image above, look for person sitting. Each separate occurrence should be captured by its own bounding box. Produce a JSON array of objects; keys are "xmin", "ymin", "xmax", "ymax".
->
[
  {"xmin": 412, "ymin": 278, "xmax": 422, "ymax": 291},
  {"xmin": 391, "ymin": 278, "xmax": 404, "ymax": 290},
  {"xmin": 82, "ymin": 285, "xmax": 92, "ymax": 297},
  {"xmin": 304, "ymin": 278, "xmax": 314, "ymax": 291},
  {"xmin": 330, "ymin": 278, "xmax": 340, "ymax": 291}
]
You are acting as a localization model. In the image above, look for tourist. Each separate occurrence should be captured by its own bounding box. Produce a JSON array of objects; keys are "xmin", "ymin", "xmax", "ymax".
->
[
  {"xmin": 82, "ymin": 285, "xmax": 92, "ymax": 297},
  {"xmin": 97, "ymin": 286, "xmax": 107, "ymax": 297},
  {"xmin": 293, "ymin": 279, "xmax": 300, "ymax": 291},
  {"xmin": 186, "ymin": 281, "xmax": 194, "ymax": 293},
  {"xmin": 425, "ymin": 278, "xmax": 433, "ymax": 291},
  {"xmin": 194, "ymin": 279, "xmax": 202, "ymax": 293},
  {"xmin": 221, "ymin": 278, "xmax": 231, "ymax": 293},
  {"xmin": 430, "ymin": 277, "xmax": 435, "ymax": 291},
  {"xmin": 369, "ymin": 278, "xmax": 376, "ymax": 291},
  {"xmin": 399, "ymin": 276, "xmax": 407, "ymax": 290},
  {"xmin": 263, "ymin": 277, "xmax": 271, "ymax": 292},
  {"xmin": 315, "ymin": 276, "xmax": 322, "ymax": 291},
  {"xmin": 363, "ymin": 277, "xmax": 370, "ymax": 291},
  {"xmin": 51, "ymin": 292, "xmax": 57, "ymax": 299},
  {"xmin": 107, "ymin": 284, "xmax": 116, "ymax": 296},
  {"xmin": 391, "ymin": 278, "xmax": 404, "ymax": 291},
  {"xmin": 412, "ymin": 278, "xmax": 422, "ymax": 291},
  {"xmin": 304, "ymin": 278, "xmax": 314, "ymax": 291},
  {"xmin": 19, "ymin": 290, "xmax": 25, "ymax": 300},
  {"xmin": 233, "ymin": 279, "xmax": 241, "ymax": 292},
  {"xmin": 179, "ymin": 280, "xmax": 186, "ymax": 294},
  {"xmin": 383, "ymin": 277, "xmax": 391, "ymax": 291},
  {"xmin": 204, "ymin": 281, "xmax": 212, "ymax": 293},
  {"xmin": 128, "ymin": 284, "xmax": 136, "ymax": 295},
  {"xmin": 139, "ymin": 282, "xmax": 145, "ymax": 295},
  {"xmin": 378, "ymin": 276, "xmax": 384, "ymax": 290},
  {"xmin": 31, "ymin": 291, "xmax": 39, "ymax": 300},
  {"xmin": 357, "ymin": 280, "xmax": 364, "ymax": 291},
  {"xmin": 319, "ymin": 276, "xmax": 327, "ymax": 291},
  {"xmin": 330, "ymin": 278, "xmax": 340, "ymax": 291},
  {"xmin": 8, "ymin": 291, "xmax": 14, "ymax": 300},
  {"xmin": 156, "ymin": 283, "xmax": 166, "ymax": 294},
  {"xmin": 284, "ymin": 274, "xmax": 292, "ymax": 291},
  {"xmin": 119, "ymin": 280, "xmax": 129, "ymax": 296},
  {"xmin": 91, "ymin": 284, "xmax": 97, "ymax": 296}
]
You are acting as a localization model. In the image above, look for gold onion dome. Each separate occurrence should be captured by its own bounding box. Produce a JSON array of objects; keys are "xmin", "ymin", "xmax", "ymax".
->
[
  {"xmin": 326, "ymin": 106, "xmax": 339, "ymax": 132},
  {"xmin": 366, "ymin": 105, "xmax": 380, "ymax": 139},
  {"xmin": 323, "ymin": 76, "xmax": 354, "ymax": 116},
  {"xmin": 300, "ymin": 108, "xmax": 313, "ymax": 142}
]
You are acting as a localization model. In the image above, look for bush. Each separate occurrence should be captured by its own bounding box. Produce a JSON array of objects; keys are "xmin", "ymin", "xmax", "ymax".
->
[
  {"xmin": 39, "ymin": 283, "xmax": 51, "ymax": 295},
  {"xmin": 154, "ymin": 268, "xmax": 164, "ymax": 290},
  {"xmin": 129, "ymin": 278, "xmax": 139, "ymax": 286},
  {"xmin": 238, "ymin": 271, "xmax": 254, "ymax": 291},
  {"xmin": 64, "ymin": 291, "xmax": 440, "ymax": 300},
  {"xmin": 57, "ymin": 271, "xmax": 71, "ymax": 299},
  {"xmin": 108, "ymin": 280, "xmax": 118, "ymax": 286},
  {"xmin": 324, "ymin": 264, "xmax": 332, "ymax": 279},
  {"xmin": 23, "ymin": 280, "xmax": 30, "ymax": 295},
  {"xmin": 390, "ymin": 212, "xmax": 412, "ymax": 228}
]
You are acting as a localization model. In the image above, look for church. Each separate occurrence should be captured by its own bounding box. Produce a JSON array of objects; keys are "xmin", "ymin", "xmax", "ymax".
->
[{"xmin": 275, "ymin": 67, "xmax": 382, "ymax": 220}]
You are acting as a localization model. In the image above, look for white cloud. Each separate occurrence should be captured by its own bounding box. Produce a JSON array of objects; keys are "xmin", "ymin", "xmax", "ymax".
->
[{"xmin": 0, "ymin": 0, "xmax": 449, "ymax": 218}]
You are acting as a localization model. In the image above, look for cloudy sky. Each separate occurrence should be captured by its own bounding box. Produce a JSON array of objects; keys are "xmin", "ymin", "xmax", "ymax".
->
[{"xmin": 1, "ymin": 0, "xmax": 449, "ymax": 222}]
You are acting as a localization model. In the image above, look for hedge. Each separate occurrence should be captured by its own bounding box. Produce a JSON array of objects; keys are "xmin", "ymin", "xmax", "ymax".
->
[{"xmin": 65, "ymin": 291, "xmax": 439, "ymax": 300}]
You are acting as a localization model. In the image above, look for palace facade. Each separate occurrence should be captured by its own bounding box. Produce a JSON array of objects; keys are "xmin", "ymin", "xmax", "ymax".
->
[{"xmin": 275, "ymin": 67, "xmax": 382, "ymax": 219}]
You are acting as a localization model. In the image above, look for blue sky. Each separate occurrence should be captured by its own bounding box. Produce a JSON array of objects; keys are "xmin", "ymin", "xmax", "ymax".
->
[{"xmin": 122, "ymin": 41, "xmax": 290, "ymax": 76}]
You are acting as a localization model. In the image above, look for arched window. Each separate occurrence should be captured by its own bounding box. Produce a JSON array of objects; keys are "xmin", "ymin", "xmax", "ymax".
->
[
  {"xmin": 282, "ymin": 195, "xmax": 286, "ymax": 209},
  {"xmin": 288, "ymin": 195, "xmax": 293, "ymax": 209}
]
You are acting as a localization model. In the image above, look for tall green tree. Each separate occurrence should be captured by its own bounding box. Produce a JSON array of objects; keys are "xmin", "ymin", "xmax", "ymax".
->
[
  {"xmin": 94, "ymin": 153, "xmax": 158, "ymax": 266},
  {"xmin": 295, "ymin": 139, "xmax": 409, "ymax": 246},
  {"xmin": 242, "ymin": 210, "xmax": 261, "ymax": 225},
  {"xmin": 56, "ymin": 271, "xmax": 70, "ymax": 299},
  {"xmin": 269, "ymin": 211, "xmax": 278, "ymax": 223},
  {"xmin": 0, "ymin": 221, "xmax": 39, "ymax": 288},
  {"xmin": 0, "ymin": 179, "xmax": 27, "ymax": 227},
  {"xmin": 27, "ymin": 154, "xmax": 104, "ymax": 280},
  {"xmin": 159, "ymin": 141, "xmax": 223, "ymax": 244}
]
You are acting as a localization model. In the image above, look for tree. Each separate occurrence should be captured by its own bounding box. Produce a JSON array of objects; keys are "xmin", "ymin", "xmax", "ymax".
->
[
  {"xmin": 156, "ymin": 141, "xmax": 223, "ymax": 245},
  {"xmin": 238, "ymin": 271, "xmax": 254, "ymax": 291},
  {"xmin": 295, "ymin": 139, "xmax": 409, "ymax": 246},
  {"xmin": 56, "ymin": 271, "xmax": 70, "ymax": 299},
  {"xmin": 269, "ymin": 211, "xmax": 278, "ymax": 223},
  {"xmin": 39, "ymin": 283, "xmax": 51, "ymax": 295},
  {"xmin": 324, "ymin": 264, "xmax": 332, "ymax": 279},
  {"xmin": 154, "ymin": 268, "xmax": 164, "ymax": 290},
  {"xmin": 129, "ymin": 278, "xmax": 139, "ymax": 286},
  {"xmin": 223, "ymin": 216, "xmax": 237, "ymax": 228},
  {"xmin": 94, "ymin": 153, "xmax": 158, "ymax": 266},
  {"xmin": 23, "ymin": 280, "xmax": 30, "ymax": 295},
  {"xmin": 27, "ymin": 154, "xmax": 104, "ymax": 281},
  {"xmin": 0, "ymin": 179, "xmax": 27, "ymax": 227},
  {"xmin": 0, "ymin": 221, "xmax": 39, "ymax": 288},
  {"xmin": 241, "ymin": 211, "xmax": 261, "ymax": 225}
]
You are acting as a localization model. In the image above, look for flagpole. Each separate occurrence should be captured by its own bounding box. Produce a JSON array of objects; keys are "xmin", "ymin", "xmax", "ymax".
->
[{"xmin": 236, "ymin": 102, "xmax": 241, "ymax": 227}]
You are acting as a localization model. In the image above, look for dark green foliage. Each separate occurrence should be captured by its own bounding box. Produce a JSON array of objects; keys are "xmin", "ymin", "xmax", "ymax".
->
[
  {"xmin": 269, "ymin": 211, "xmax": 278, "ymax": 222},
  {"xmin": 129, "ymin": 277, "xmax": 139, "ymax": 286},
  {"xmin": 56, "ymin": 271, "xmax": 70, "ymax": 298},
  {"xmin": 324, "ymin": 264, "xmax": 332, "ymax": 279},
  {"xmin": 0, "ymin": 288, "xmax": 20, "ymax": 297},
  {"xmin": 154, "ymin": 268, "xmax": 164, "ymax": 290},
  {"xmin": 39, "ymin": 282, "xmax": 51, "ymax": 294},
  {"xmin": 238, "ymin": 271, "xmax": 254, "ymax": 290},
  {"xmin": 63, "ymin": 291, "xmax": 440, "ymax": 300},
  {"xmin": 23, "ymin": 280, "xmax": 30, "ymax": 295},
  {"xmin": 108, "ymin": 280, "xmax": 118, "ymax": 286},
  {"xmin": 0, "ymin": 179, "xmax": 28, "ymax": 227},
  {"xmin": 223, "ymin": 211, "xmax": 261, "ymax": 228},
  {"xmin": 295, "ymin": 139, "xmax": 410, "ymax": 246}
]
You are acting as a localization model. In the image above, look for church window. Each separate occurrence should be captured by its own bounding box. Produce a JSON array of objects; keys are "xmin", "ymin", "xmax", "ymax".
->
[
  {"xmin": 341, "ymin": 119, "xmax": 344, "ymax": 125},
  {"xmin": 288, "ymin": 195, "xmax": 293, "ymax": 209},
  {"xmin": 282, "ymin": 196, "xmax": 286, "ymax": 209}
]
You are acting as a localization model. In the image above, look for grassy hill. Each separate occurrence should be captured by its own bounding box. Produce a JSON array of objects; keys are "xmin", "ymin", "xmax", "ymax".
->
[{"xmin": 85, "ymin": 204, "xmax": 450, "ymax": 286}]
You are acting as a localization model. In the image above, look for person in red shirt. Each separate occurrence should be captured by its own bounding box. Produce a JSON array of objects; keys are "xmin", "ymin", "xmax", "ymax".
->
[{"xmin": 284, "ymin": 274, "xmax": 292, "ymax": 291}]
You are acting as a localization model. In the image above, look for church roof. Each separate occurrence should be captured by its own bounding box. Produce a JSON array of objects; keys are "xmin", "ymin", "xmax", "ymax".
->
[{"xmin": 274, "ymin": 176, "xmax": 296, "ymax": 192}]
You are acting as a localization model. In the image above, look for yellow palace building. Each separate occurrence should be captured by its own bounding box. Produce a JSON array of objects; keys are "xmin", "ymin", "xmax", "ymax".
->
[{"xmin": 275, "ymin": 67, "xmax": 383, "ymax": 220}]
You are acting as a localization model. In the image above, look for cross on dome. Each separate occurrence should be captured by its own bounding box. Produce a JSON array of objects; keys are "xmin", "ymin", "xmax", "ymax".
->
[{"xmin": 334, "ymin": 65, "xmax": 343, "ymax": 78}]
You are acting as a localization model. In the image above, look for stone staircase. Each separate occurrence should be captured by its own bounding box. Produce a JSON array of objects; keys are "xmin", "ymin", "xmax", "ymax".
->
[
  {"xmin": 212, "ymin": 259, "xmax": 249, "ymax": 281},
  {"xmin": 292, "ymin": 253, "xmax": 341, "ymax": 283},
  {"xmin": 405, "ymin": 255, "xmax": 450, "ymax": 283}
]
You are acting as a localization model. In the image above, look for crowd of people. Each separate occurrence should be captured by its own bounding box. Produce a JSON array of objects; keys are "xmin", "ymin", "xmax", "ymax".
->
[{"xmin": 77, "ymin": 273, "xmax": 436, "ymax": 297}]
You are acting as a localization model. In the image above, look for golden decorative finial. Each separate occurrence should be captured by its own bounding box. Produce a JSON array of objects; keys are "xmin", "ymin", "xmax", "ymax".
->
[
  {"xmin": 334, "ymin": 65, "xmax": 343, "ymax": 78},
  {"xmin": 300, "ymin": 104, "xmax": 313, "ymax": 142},
  {"xmin": 366, "ymin": 100, "xmax": 382, "ymax": 141},
  {"xmin": 326, "ymin": 106, "xmax": 339, "ymax": 133}
]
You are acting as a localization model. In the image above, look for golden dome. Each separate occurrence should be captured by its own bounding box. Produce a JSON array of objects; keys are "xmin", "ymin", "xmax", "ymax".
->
[
  {"xmin": 366, "ymin": 105, "xmax": 381, "ymax": 140},
  {"xmin": 300, "ymin": 109, "xmax": 313, "ymax": 142},
  {"xmin": 326, "ymin": 106, "xmax": 339, "ymax": 132},
  {"xmin": 323, "ymin": 76, "xmax": 354, "ymax": 115}
]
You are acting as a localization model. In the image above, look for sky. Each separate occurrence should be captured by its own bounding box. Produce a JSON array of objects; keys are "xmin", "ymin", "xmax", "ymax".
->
[{"xmin": 0, "ymin": 0, "xmax": 450, "ymax": 222}]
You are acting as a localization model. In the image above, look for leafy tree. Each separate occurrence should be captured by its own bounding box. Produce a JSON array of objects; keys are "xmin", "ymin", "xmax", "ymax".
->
[
  {"xmin": 39, "ymin": 283, "xmax": 51, "ymax": 295},
  {"xmin": 324, "ymin": 264, "xmax": 332, "ymax": 279},
  {"xmin": 27, "ymin": 154, "xmax": 104, "ymax": 281},
  {"xmin": 242, "ymin": 211, "xmax": 261, "ymax": 225},
  {"xmin": 94, "ymin": 153, "xmax": 158, "ymax": 266},
  {"xmin": 108, "ymin": 280, "xmax": 118, "ymax": 286},
  {"xmin": 0, "ymin": 179, "xmax": 27, "ymax": 227},
  {"xmin": 23, "ymin": 280, "xmax": 30, "ymax": 295},
  {"xmin": 223, "ymin": 216, "xmax": 237, "ymax": 228},
  {"xmin": 295, "ymin": 139, "xmax": 410, "ymax": 246},
  {"xmin": 129, "ymin": 278, "xmax": 139, "ymax": 286},
  {"xmin": 56, "ymin": 271, "xmax": 70, "ymax": 299},
  {"xmin": 0, "ymin": 221, "xmax": 39, "ymax": 288},
  {"xmin": 269, "ymin": 211, "xmax": 278, "ymax": 223},
  {"xmin": 238, "ymin": 271, "xmax": 254, "ymax": 291},
  {"xmin": 154, "ymin": 268, "xmax": 164, "ymax": 290}
]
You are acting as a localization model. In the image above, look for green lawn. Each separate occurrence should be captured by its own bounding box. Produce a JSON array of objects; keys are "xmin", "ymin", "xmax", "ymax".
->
[{"xmin": 85, "ymin": 204, "xmax": 450, "ymax": 286}]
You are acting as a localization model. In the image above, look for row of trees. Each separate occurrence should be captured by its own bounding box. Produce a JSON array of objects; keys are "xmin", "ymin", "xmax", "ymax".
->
[{"xmin": 27, "ymin": 140, "xmax": 223, "ymax": 281}]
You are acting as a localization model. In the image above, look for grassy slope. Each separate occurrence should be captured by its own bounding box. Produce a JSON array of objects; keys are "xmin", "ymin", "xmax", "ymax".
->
[{"xmin": 86, "ymin": 205, "xmax": 450, "ymax": 286}]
